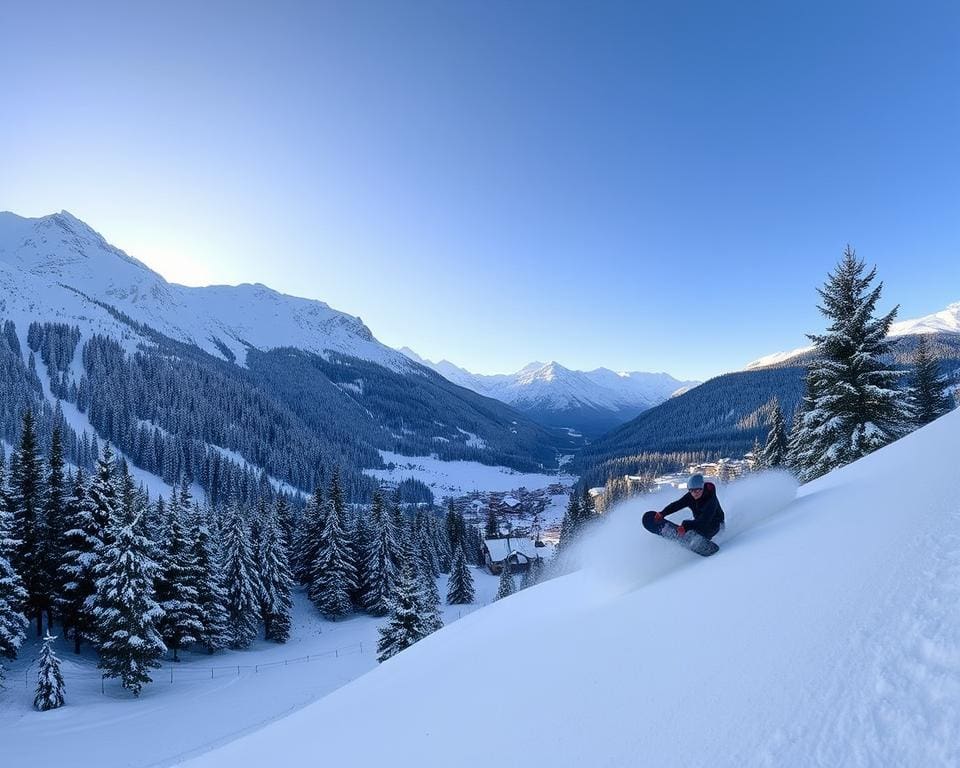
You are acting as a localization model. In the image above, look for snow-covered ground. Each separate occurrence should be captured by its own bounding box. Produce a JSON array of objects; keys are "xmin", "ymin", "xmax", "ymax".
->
[
  {"xmin": 181, "ymin": 408, "xmax": 960, "ymax": 768},
  {"xmin": 365, "ymin": 450, "xmax": 576, "ymax": 498},
  {"xmin": 1, "ymin": 568, "xmax": 502, "ymax": 768}
]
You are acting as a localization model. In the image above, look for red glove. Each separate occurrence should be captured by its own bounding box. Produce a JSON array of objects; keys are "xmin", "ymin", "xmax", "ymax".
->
[
  {"xmin": 677, "ymin": 524, "xmax": 686, "ymax": 537},
  {"xmin": 654, "ymin": 511, "xmax": 663, "ymax": 522}
]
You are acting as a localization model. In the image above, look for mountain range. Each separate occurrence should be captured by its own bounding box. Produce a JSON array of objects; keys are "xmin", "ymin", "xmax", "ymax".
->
[
  {"xmin": 0, "ymin": 210, "xmax": 575, "ymax": 501},
  {"xmin": 398, "ymin": 349, "xmax": 697, "ymax": 437}
]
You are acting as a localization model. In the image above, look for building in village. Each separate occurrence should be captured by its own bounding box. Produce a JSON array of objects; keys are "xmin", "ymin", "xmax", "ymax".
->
[{"xmin": 482, "ymin": 536, "xmax": 544, "ymax": 575}]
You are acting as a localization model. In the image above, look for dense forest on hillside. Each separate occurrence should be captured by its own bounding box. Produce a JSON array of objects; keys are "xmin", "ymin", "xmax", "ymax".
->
[{"xmin": 1, "ymin": 307, "xmax": 572, "ymax": 503}]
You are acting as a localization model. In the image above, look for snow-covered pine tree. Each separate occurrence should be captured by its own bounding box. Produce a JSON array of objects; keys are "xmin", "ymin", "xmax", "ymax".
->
[
  {"xmin": 10, "ymin": 408, "xmax": 45, "ymax": 636},
  {"xmin": 188, "ymin": 508, "xmax": 231, "ymax": 653},
  {"xmin": 802, "ymin": 247, "xmax": 908, "ymax": 479},
  {"xmin": 558, "ymin": 492, "xmax": 582, "ymax": 550},
  {"xmin": 91, "ymin": 466, "xmax": 166, "ymax": 696},
  {"xmin": 33, "ymin": 632, "xmax": 65, "ymax": 711},
  {"xmin": 761, "ymin": 400, "xmax": 788, "ymax": 468},
  {"xmin": 445, "ymin": 502, "xmax": 466, "ymax": 556},
  {"xmin": 910, "ymin": 335, "xmax": 952, "ymax": 426},
  {"xmin": 415, "ymin": 515, "xmax": 441, "ymax": 579},
  {"xmin": 376, "ymin": 560, "xmax": 430, "ymax": 663},
  {"xmin": 348, "ymin": 506, "xmax": 372, "ymax": 609},
  {"xmin": 445, "ymin": 544, "xmax": 474, "ymax": 605},
  {"xmin": 221, "ymin": 503, "xmax": 261, "ymax": 649},
  {"xmin": 0, "ymin": 451, "xmax": 28, "ymax": 680},
  {"xmin": 296, "ymin": 485, "xmax": 325, "ymax": 586},
  {"xmin": 259, "ymin": 500, "xmax": 294, "ymax": 643},
  {"xmin": 414, "ymin": 554, "xmax": 443, "ymax": 634},
  {"xmin": 362, "ymin": 489, "xmax": 398, "ymax": 616},
  {"xmin": 309, "ymin": 470, "xmax": 357, "ymax": 620},
  {"xmin": 155, "ymin": 498, "xmax": 204, "ymax": 661},
  {"xmin": 42, "ymin": 428, "xmax": 67, "ymax": 634},
  {"xmin": 57, "ymin": 469, "xmax": 98, "ymax": 653},
  {"xmin": 496, "ymin": 562, "xmax": 516, "ymax": 600},
  {"xmin": 432, "ymin": 514, "xmax": 452, "ymax": 574},
  {"xmin": 751, "ymin": 436, "xmax": 765, "ymax": 471}
]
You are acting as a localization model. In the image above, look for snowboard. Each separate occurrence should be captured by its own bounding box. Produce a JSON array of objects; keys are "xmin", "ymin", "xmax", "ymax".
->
[{"xmin": 642, "ymin": 510, "xmax": 719, "ymax": 557}]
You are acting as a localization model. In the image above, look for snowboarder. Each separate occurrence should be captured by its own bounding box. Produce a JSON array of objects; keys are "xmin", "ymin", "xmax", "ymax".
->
[{"xmin": 653, "ymin": 474, "xmax": 725, "ymax": 539}]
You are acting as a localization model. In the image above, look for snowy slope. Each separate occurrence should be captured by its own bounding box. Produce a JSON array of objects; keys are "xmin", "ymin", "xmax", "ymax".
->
[
  {"xmin": 183, "ymin": 409, "xmax": 960, "ymax": 768},
  {"xmin": 0, "ymin": 210, "xmax": 413, "ymax": 370},
  {"xmin": 744, "ymin": 300, "xmax": 960, "ymax": 369},
  {"xmin": 399, "ymin": 349, "xmax": 697, "ymax": 431}
]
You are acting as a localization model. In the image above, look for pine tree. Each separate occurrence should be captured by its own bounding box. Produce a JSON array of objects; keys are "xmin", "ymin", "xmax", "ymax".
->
[
  {"xmin": 801, "ymin": 247, "xmax": 908, "ymax": 479},
  {"xmin": 362, "ymin": 489, "xmax": 398, "ymax": 616},
  {"xmin": 414, "ymin": 556, "xmax": 443, "ymax": 634},
  {"xmin": 189, "ymin": 509, "xmax": 231, "ymax": 653},
  {"xmin": 11, "ymin": 409, "xmax": 46, "ymax": 636},
  {"xmin": 42, "ymin": 428, "xmax": 67, "ymax": 633},
  {"xmin": 0, "ymin": 452, "xmax": 29, "ymax": 679},
  {"xmin": 751, "ymin": 436, "xmax": 765, "ymax": 471},
  {"xmin": 309, "ymin": 469, "xmax": 357, "ymax": 620},
  {"xmin": 761, "ymin": 400, "xmax": 788, "ymax": 468},
  {"xmin": 57, "ymin": 469, "xmax": 98, "ymax": 653},
  {"xmin": 445, "ymin": 544, "xmax": 475, "ymax": 605},
  {"xmin": 33, "ymin": 632, "xmax": 65, "ymax": 711},
  {"xmin": 558, "ymin": 492, "xmax": 583, "ymax": 550},
  {"xmin": 348, "ymin": 507, "xmax": 372, "ymax": 609},
  {"xmin": 910, "ymin": 335, "xmax": 952, "ymax": 426},
  {"xmin": 376, "ymin": 561, "xmax": 430, "ymax": 663},
  {"xmin": 432, "ymin": 514, "xmax": 452, "ymax": 574},
  {"xmin": 296, "ymin": 485, "xmax": 325, "ymax": 586},
  {"xmin": 485, "ymin": 507, "xmax": 499, "ymax": 538},
  {"xmin": 259, "ymin": 500, "xmax": 294, "ymax": 643},
  {"xmin": 221, "ymin": 504, "xmax": 261, "ymax": 649},
  {"xmin": 496, "ymin": 562, "xmax": 516, "ymax": 600},
  {"xmin": 91, "ymin": 466, "xmax": 166, "ymax": 696},
  {"xmin": 155, "ymin": 499, "xmax": 204, "ymax": 661}
]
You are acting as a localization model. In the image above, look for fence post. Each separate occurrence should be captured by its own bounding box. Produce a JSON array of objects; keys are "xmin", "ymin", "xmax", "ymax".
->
[
  {"xmin": 170, "ymin": 668, "xmax": 174, "ymax": 684},
  {"xmin": 359, "ymin": 642, "xmax": 363, "ymax": 654},
  {"xmin": 101, "ymin": 675, "xmax": 105, "ymax": 695},
  {"xmin": 237, "ymin": 665, "xmax": 240, "ymax": 677},
  {"xmin": 211, "ymin": 667, "xmax": 214, "ymax": 679}
]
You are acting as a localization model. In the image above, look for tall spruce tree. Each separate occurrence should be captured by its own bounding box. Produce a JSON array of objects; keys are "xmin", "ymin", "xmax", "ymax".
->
[
  {"xmin": 0, "ymin": 452, "xmax": 29, "ymax": 678},
  {"xmin": 446, "ymin": 544, "xmax": 474, "ymax": 605},
  {"xmin": 42, "ymin": 428, "xmax": 67, "ymax": 633},
  {"xmin": 155, "ymin": 499, "xmax": 204, "ymax": 661},
  {"xmin": 296, "ymin": 485, "xmax": 325, "ymax": 586},
  {"xmin": 558, "ymin": 492, "xmax": 583, "ymax": 550},
  {"xmin": 221, "ymin": 504, "xmax": 261, "ymax": 649},
  {"xmin": 189, "ymin": 508, "xmax": 232, "ymax": 653},
  {"xmin": 11, "ymin": 409, "xmax": 46, "ymax": 636},
  {"xmin": 362, "ymin": 489, "xmax": 398, "ymax": 616},
  {"xmin": 910, "ymin": 335, "xmax": 952, "ymax": 426},
  {"xmin": 310, "ymin": 471, "xmax": 357, "ymax": 619},
  {"xmin": 376, "ymin": 561, "xmax": 430, "ymax": 663},
  {"xmin": 801, "ymin": 247, "xmax": 907, "ymax": 479},
  {"xmin": 761, "ymin": 400, "xmax": 788, "ymax": 468},
  {"xmin": 259, "ymin": 500, "xmax": 294, "ymax": 643},
  {"xmin": 91, "ymin": 466, "xmax": 166, "ymax": 696},
  {"xmin": 33, "ymin": 632, "xmax": 65, "ymax": 711},
  {"xmin": 57, "ymin": 469, "xmax": 98, "ymax": 653}
]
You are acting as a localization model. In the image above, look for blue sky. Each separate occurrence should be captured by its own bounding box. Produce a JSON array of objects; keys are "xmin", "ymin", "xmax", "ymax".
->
[{"xmin": 2, "ymin": 1, "xmax": 958, "ymax": 381}]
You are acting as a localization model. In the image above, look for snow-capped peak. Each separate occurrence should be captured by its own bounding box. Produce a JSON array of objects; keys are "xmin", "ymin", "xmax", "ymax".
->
[
  {"xmin": 0, "ymin": 210, "xmax": 411, "ymax": 371},
  {"xmin": 743, "ymin": 299, "xmax": 960, "ymax": 370}
]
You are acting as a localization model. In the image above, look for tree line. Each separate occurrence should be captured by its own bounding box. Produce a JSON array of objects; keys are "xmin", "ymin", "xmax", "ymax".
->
[{"xmin": 0, "ymin": 410, "xmax": 489, "ymax": 705}]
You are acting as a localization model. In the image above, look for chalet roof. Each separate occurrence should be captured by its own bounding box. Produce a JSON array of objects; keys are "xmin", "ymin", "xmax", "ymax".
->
[{"xmin": 483, "ymin": 537, "xmax": 541, "ymax": 562}]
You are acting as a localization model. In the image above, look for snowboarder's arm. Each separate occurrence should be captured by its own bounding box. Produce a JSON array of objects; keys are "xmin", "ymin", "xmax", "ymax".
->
[{"xmin": 660, "ymin": 494, "xmax": 691, "ymax": 517}]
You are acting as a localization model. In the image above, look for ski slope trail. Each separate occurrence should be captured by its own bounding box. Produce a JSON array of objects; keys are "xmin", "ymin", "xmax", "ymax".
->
[{"xmin": 181, "ymin": 408, "xmax": 960, "ymax": 768}]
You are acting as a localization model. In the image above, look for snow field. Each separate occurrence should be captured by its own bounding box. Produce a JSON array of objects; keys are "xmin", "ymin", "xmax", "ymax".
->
[
  {"xmin": 181, "ymin": 408, "xmax": 960, "ymax": 768},
  {"xmin": 1, "ymin": 569, "xmax": 502, "ymax": 768}
]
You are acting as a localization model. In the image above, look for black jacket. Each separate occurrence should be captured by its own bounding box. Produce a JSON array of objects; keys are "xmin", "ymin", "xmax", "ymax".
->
[{"xmin": 660, "ymin": 482, "xmax": 725, "ymax": 539}]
